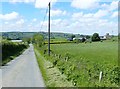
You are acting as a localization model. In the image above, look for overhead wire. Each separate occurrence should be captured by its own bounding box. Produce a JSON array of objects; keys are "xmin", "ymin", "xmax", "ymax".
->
[
  {"xmin": 39, "ymin": 0, "xmax": 53, "ymax": 32},
  {"xmin": 39, "ymin": 7, "xmax": 48, "ymax": 31}
]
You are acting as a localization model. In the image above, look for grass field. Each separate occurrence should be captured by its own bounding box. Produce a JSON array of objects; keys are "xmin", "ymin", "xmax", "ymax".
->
[
  {"xmin": 51, "ymin": 41, "xmax": 118, "ymax": 65},
  {"xmin": 40, "ymin": 40, "xmax": 119, "ymax": 87}
]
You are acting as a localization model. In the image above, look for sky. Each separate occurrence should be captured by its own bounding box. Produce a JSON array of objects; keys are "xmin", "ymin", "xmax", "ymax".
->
[{"xmin": 0, "ymin": 0, "xmax": 119, "ymax": 35}]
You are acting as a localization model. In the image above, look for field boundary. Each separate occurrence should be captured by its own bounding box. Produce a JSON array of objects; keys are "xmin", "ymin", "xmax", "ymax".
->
[
  {"xmin": 34, "ymin": 46, "xmax": 74, "ymax": 87},
  {"xmin": 2, "ymin": 42, "xmax": 29, "ymax": 66}
]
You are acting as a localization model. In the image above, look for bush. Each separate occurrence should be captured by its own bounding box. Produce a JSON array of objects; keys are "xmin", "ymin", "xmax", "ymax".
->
[
  {"xmin": 92, "ymin": 33, "xmax": 100, "ymax": 42},
  {"xmin": 32, "ymin": 34, "xmax": 44, "ymax": 47},
  {"xmin": 2, "ymin": 40, "xmax": 28, "ymax": 65}
]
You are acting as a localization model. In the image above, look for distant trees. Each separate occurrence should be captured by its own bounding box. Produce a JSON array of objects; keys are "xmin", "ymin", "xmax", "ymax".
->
[
  {"xmin": 32, "ymin": 34, "xmax": 44, "ymax": 47},
  {"xmin": 92, "ymin": 33, "xmax": 100, "ymax": 42},
  {"xmin": 81, "ymin": 37, "xmax": 86, "ymax": 42},
  {"xmin": 22, "ymin": 37, "xmax": 32, "ymax": 44},
  {"xmin": 71, "ymin": 35, "xmax": 75, "ymax": 39},
  {"xmin": 67, "ymin": 35, "xmax": 76, "ymax": 41},
  {"xmin": 86, "ymin": 35, "xmax": 90, "ymax": 39}
]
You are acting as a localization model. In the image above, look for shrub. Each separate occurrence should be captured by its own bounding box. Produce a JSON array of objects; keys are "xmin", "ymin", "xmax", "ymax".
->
[{"xmin": 2, "ymin": 40, "xmax": 28, "ymax": 65}]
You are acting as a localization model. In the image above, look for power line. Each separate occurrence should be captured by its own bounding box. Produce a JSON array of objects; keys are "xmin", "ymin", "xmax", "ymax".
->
[
  {"xmin": 39, "ymin": 7, "xmax": 48, "ymax": 31},
  {"xmin": 39, "ymin": 0, "xmax": 55, "ymax": 32},
  {"xmin": 40, "ymin": 0, "xmax": 53, "ymax": 31}
]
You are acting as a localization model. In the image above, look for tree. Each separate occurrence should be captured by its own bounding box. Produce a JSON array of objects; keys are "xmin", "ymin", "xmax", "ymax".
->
[
  {"xmin": 81, "ymin": 37, "xmax": 86, "ymax": 42},
  {"xmin": 86, "ymin": 35, "xmax": 90, "ymax": 39},
  {"xmin": 92, "ymin": 33, "xmax": 100, "ymax": 42},
  {"xmin": 32, "ymin": 34, "xmax": 44, "ymax": 47},
  {"xmin": 22, "ymin": 37, "xmax": 32, "ymax": 44},
  {"xmin": 71, "ymin": 35, "xmax": 75, "ymax": 39}
]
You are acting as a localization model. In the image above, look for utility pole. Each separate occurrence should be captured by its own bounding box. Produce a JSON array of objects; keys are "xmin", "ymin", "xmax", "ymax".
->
[{"xmin": 48, "ymin": 2, "xmax": 50, "ymax": 56}]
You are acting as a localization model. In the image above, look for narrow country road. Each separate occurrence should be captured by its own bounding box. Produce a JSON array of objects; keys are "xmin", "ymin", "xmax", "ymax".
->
[{"xmin": 2, "ymin": 44, "xmax": 45, "ymax": 87}]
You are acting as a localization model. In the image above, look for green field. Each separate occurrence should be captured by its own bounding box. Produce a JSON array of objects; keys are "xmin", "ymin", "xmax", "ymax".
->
[
  {"xmin": 41, "ymin": 41, "xmax": 119, "ymax": 87},
  {"xmin": 51, "ymin": 41, "xmax": 118, "ymax": 65}
]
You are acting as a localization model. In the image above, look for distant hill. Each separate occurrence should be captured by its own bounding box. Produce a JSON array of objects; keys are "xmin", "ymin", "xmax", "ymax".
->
[
  {"xmin": 0, "ymin": 32, "xmax": 91, "ymax": 40},
  {"xmin": 1, "ymin": 32, "xmax": 36, "ymax": 40},
  {"xmin": 1, "ymin": 32, "xmax": 76, "ymax": 40}
]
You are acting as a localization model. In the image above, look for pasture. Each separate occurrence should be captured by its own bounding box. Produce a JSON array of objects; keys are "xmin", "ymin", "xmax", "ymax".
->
[
  {"xmin": 51, "ymin": 41, "xmax": 118, "ymax": 65},
  {"xmin": 42, "ymin": 40, "xmax": 119, "ymax": 87}
]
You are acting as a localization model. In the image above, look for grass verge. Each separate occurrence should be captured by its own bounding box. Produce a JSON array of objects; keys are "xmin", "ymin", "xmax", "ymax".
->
[{"xmin": 34, "ymin": 46, "xmax": 74, "ymax": 87}]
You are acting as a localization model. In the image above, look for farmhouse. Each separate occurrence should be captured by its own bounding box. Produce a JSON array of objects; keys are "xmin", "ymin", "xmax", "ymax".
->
[
  {"xmin": 105, "ymin": 33, "xmax": 112, "ymax": 39},
  {"xmin": 11, "ymin": 40, "xmax": 23, "ymax": 42},
  {"xmin": 73, "ymin": 37, "xmax": 86, "ymax": 42},
  {"xmin": 73, "ymin": 37, "xmax": 86, "ymax": 40},
  {"xmin": 67, "ymin": 38, "xmax": 73, "ymax": 41},
  {"xmin": 100, "ymin": 36, "xmax": 106, "ymax": 40},
  {"xmin": 100, "ymin": 33, "xmax": 112, "ymax": 40}
]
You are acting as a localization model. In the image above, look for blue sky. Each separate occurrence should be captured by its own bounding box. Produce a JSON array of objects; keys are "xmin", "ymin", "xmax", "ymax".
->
[{"xmin": 0, "ymin": 0, "xmax": 119, "ymax": 35}]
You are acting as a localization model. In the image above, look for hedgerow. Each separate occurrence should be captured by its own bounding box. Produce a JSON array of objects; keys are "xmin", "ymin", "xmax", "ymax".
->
[{"xmin": 1, "ymin": 40, "xmax": 28, "ymax": 65}]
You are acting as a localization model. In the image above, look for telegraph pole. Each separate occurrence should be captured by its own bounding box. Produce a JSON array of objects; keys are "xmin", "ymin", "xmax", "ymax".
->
[{"xmin": 48, "ymin": 2, "xmax": 50, "ymax": 56}]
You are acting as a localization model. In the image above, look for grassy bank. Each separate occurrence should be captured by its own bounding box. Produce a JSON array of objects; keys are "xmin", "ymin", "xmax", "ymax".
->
[
  {"xmin": 34, "ymin": 45, "xmax": 74, "ymax": 87},
  {"xmin": 39, "ymin": 41, "xmax": 119, "ymax": 87},
  {"xmin": 2, "ymin": 40, "xmax": 28, "ymax": 66}
]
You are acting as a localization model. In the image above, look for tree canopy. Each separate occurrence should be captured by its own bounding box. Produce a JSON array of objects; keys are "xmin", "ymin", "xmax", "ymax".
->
[
  {"xmin": 92, "ymin": 33, "xmax": 100, "ymax": 42},
  {"xmin": 32, "ymin": 33, "xmax": 44, "ymax": 47}
]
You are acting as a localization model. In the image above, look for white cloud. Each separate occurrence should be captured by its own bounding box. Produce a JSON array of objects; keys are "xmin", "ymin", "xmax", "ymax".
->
[
  {"xmin": 2, "ymin": 18, "xmax": 27, "ymax": 32},
  {"xmin": 62, "ymin": 11, "xmax": 67, "ymax": 15},
  {"xmin": 32, "ymin": 18, "xmax": 37, "ymax": 22},
  {"xmin": 4, "ymin": 22, "xmax": 9, "ymax": 24},
  {"xmin": 94, "ymin": 10, "xmax": 108, "ymax": 18},
  {"xmin": 67, "ymin": 18, "xmax": 117, "ymax": 35},
  {"xmin": 16, "ymin": 19, "xmax": 25, "ymax": 24},
  {"xmin": 71, "ymin": 0, "xmax": 99, "ymax": 9},
  {"xmin": 48, "ymin": 9, "xmax": 67, "ymax": 17},
  {"xmin": 39, "ymin": 19, "xmax": 71, "ymax": 32},
  {"xmin": 1, "ymin": 12, "xmax": 26, "ymax": 32},
  {"xmin": 40, "ymin": 19, "xmax": 62, "ymax": 27},
  {"xmin": 109, "ymin": 1, "xmax": 118, "ymax": 11},
  {"xmin": 101, "ymin": 1, "xmax": 118, "ymax": 12},
  {"xmin": 51, "ymin": 19, "xmax": 62, "ymax": 25},
  {"xmin": 35, "ymin": 0, "xmax": 57, "ymax": 8},
  {"xmin": 52, "ymin": 11, "xmax": 117, "ymax": 35},
  {"xmin": 111, "ymin": 11, "xmax": 118, "ymax": 18},
  {"xmin": 83, "ymin": 13, "xmax": 93, "ymax": 18},
  {"xmin": 8, "ymin": 0, "xmax": 57, "ymax": 9},
  {"xmin": 72, "ymin": 12, "xmax": 83, "ymax": 18},
  {"xmin": 0, "ymin": 12, "xmax": 19, "ymax": 20},
  {"xmin": 72, "ymin": 10, "xmax": 108, "ymax": 20},
  {"xmin": 9, "ymin": 0, "xmax": 35, "ymax": 3},
  {"xmin": 1, "ymin": 1, "xmax": 118, "ymax": 35},
  {"xmin": 2, "ymin": 14, "xmax": 118, "ymax": 35}
]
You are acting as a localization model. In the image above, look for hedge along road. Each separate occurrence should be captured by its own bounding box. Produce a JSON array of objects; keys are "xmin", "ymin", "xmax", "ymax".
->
[{"xmin": 2, "ymin": 44, "xmax": 45, "ymax": 87}]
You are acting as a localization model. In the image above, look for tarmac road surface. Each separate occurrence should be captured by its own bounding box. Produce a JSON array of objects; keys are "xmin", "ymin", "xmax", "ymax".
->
[{"xmin": 1, "ymin": 44, "xmax": 45, "ymax": 87}]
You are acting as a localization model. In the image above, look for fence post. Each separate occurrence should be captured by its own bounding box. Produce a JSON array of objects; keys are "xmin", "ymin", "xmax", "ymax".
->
[{"xmin": 99, "ymin": 71, "xmax": 102, "ymax": 82}]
